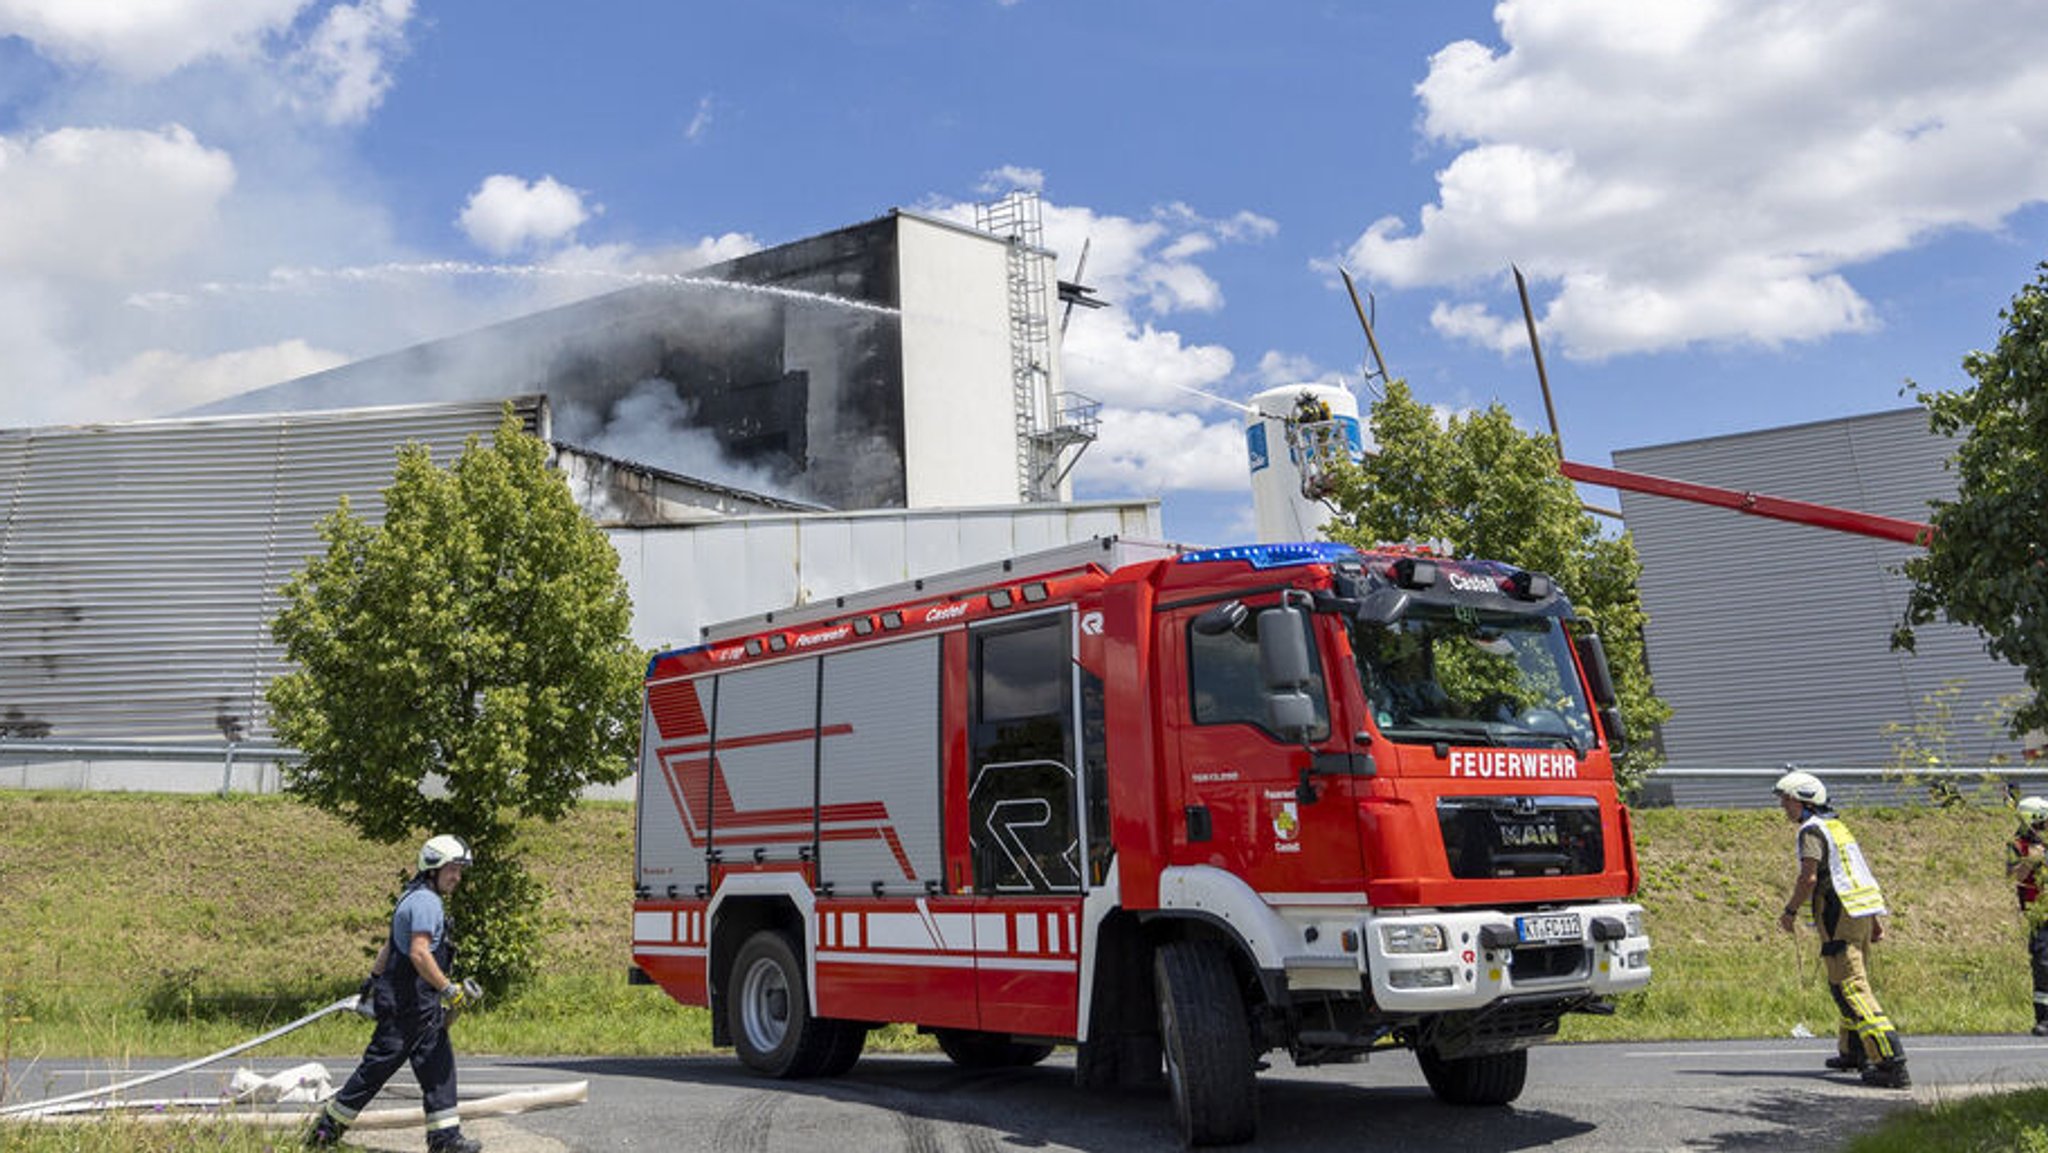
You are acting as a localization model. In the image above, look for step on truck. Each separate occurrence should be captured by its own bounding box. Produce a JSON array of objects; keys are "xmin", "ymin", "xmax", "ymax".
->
[{"xmin": 631, "ymin": 537, "xmax": 1652, "ymax": 1145}]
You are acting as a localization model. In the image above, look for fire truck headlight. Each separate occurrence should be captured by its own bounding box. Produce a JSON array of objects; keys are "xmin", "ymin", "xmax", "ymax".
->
[
  {"xmin": 1625, "ymin": 910, "xmax": 1644, "ymax": 938},
  {"xmin": 1387, "ymin": 966, "xmax": 1455, "ymax": 990},
  {"xmin": 1382, "ymin": 924, "xmax": 1447, "ymax": 954}
]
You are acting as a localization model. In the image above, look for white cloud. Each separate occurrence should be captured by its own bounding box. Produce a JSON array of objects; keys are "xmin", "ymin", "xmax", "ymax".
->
[
  {"xmin": 75, "ymin": 339, "xmax": 349, "ymax": 423},
  {"xmin": 1077, "ymin": 406, "xmax": 1249, "ymax": 493},
  {"xmin": 1255, "ymin": 350, "xmax": 1355, "ymax": 393},
  {"xmin": 684, "ymin": 95, "xmax": 714, "ymax": 142},
  {"xmin": 0, "ymin": 0, "xmax": 307, "ymax": 78},
  {"xmin": 289, "ymin": 0, "xmax": 414, "ymax": 124},
  {"xmin": 976, "ymin": 165, "xmax": 1045, "ymax": 194},
  {"xmin": 0, "ymin": 125, "xmax": 237, "ymax": 282},
  {"xmin": 1059, "ymin": 314, "xmax": 1235, "ymax": 409},
  {"xmin": 1348, "ymin": 0, "xmax": 2048, "ymax": 359},
  {"xmin": 458, "ymin": 175, "xmax": 596, "ymax": 257}
]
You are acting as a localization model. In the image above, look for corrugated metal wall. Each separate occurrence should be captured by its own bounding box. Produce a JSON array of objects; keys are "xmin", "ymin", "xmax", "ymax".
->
[
  {"xmin": 0, "ymin": 400, "xmax": 533, "ymax": 746},
  {"xmin": 1616, "ymin": 408, "xmax": 2030, "ymax": 777}
]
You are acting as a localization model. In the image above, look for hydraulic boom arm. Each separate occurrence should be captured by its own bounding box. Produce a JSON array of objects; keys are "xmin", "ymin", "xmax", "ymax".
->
[{"xmin": 1558, "ymin": 459, "xmax": 1933, "ymax": 546}]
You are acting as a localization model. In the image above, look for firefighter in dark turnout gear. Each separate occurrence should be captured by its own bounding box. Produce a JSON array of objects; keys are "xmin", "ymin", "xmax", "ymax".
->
[
  {"xmin": 2007, "ymin": 796, "xmax": 2048, "ymax": 1036},
  {"xmin": 1773, "ymin": 771, "xmax": 1909, "ymax": 1089},
  {"xmin": 308, "ymin": 835, "xmax": 483, "ymax": 1152}
]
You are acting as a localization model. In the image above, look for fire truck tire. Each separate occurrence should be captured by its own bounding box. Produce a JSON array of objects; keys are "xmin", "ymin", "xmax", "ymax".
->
[
  {"xmin": 729, "ymin": 930, "xmax": 840, "ymax": 1078},
  {"xmin": 1153, "ymin": 941, "xmax": 1257, "ymax": 1146},
  {"xmin": 932, "ymin": 1029, "xmax": 1055, "ymax": 1069},
  {"xmin": 1416, "ymin": 1046, "xmax": 1528, "ymax": 1105},
  {"xmin": 814, "ymin": 1021, "xmax": 868, "ymax": 1076}
]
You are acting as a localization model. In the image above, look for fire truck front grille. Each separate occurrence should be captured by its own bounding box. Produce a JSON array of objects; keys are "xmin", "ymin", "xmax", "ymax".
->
[
  {"xmin": 1435, "ymin": 795, "xmax": 1605, "ymax": 880},
  {"xmin": 1508, "ymin": 943, "xmax": 1588, "ymax": 983}
]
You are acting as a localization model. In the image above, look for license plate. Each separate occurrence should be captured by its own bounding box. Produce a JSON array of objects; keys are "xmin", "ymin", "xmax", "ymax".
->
[{"xmin": 1516, "ymin": 913, "xmax": 1582, "ymax": 943}]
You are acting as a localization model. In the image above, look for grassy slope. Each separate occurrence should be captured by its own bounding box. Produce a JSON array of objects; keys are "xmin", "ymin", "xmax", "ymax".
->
[
  {"xmin": 0, "ymin": 793, "xmax": 2038, "ymax": 1060},
  {"xmin": 1565, "ymin": 803, "xmax": 2026, "ymax": 1041}
]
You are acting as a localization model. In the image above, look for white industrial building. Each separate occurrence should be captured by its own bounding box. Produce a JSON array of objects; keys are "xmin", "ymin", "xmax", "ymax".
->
[{"xmin": 0, "ymin": 197, "xmax": 1159, "ymax": 793}]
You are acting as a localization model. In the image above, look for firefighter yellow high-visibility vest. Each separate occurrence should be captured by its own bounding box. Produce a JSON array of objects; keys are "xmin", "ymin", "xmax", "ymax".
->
[{"xmin": 1800, "ymin": 814, "xmax": 1887, "ymax": 918}]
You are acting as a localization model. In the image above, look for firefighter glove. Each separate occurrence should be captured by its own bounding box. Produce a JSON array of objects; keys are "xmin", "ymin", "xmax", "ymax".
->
[
  {"xmin": 352, "ymin": 975, "xmax": 379, "ymax": 1020},
  {"xmin": 438, "ymin": 978, "xmax": 482, "ymax": 1020}
]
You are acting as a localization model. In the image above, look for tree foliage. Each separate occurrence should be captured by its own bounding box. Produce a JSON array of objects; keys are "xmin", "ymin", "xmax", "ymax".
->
[
  {"xmin": 1895, "ymin": 261, "xmax": 2048, "ymax": 742},
  {"xmin": 1321, "ymin": 381, "xmax": 1670, "ymax": 794},
  {"xmin": 268, "ymin": 407, "xmax": 645, "ymax": 994}
]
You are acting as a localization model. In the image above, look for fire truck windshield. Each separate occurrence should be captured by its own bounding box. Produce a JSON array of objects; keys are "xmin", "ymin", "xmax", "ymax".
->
[{"xmin": 1351, "ymin": 606, "xmax": 1594, "ymax": 751}]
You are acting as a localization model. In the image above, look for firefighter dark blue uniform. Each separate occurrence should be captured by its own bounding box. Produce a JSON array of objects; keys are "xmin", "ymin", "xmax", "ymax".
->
[
  {"xmin": 308, "ymin": 835, "xmax": 482, "ymax": 1152},
  {"xmin": 2007, "ymin": 797, "xmax": 2048, "ymax": 1036}
]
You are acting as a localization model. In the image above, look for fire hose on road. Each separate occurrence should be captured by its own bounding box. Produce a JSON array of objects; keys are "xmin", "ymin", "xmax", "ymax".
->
[{"xmin": 0, "ymin": 993, "xmax": 587, "ymax": 1127}]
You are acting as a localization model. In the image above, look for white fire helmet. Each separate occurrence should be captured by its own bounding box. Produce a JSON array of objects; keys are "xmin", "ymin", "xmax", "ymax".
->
[
  {"xmin": 2020, "ymin": 796, "xmax": 2048, "ymax": 829},
  {"xmin": 1773, "ymin": 770, "xmax": 1828, "ymax": 808},
  {"xmin": 418, "ymin": 834, "xmax": 474, "ymax": 873}
]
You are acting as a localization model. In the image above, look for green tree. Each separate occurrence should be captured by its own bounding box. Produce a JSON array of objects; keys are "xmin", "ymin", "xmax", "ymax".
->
[
  {"xmin": 268, "ymin": 407, "xmax": 645, "ymax": 996},
  {"xmin": 1895, "ymin": 262, "xmax": 2048, "ymax": 744},
  {"xmin": 1322, "ymin": 381, "xmax": 1671, "ymax": 794}
]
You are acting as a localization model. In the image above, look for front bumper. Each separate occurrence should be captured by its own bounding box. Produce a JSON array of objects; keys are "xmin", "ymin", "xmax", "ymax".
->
[{"xmin": 1359, "ymin": 902, "xmax": 1651, "ymax": 1012}]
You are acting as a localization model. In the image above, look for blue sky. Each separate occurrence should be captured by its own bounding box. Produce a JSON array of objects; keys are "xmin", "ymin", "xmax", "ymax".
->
[{"xmin": 3, "ymin": 1, "xmax": 2045, "ymax": 546}]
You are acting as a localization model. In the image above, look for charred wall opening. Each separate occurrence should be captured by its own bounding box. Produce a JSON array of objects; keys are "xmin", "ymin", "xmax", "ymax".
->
[{"xmin": 199, "ymin": 216, "xmax": 911, "ymax": 510}]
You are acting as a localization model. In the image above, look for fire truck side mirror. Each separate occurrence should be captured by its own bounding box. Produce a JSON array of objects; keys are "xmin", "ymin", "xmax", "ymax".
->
[
  {"xmin": 1257, "ymin": 604, "xmax": 1312, "ymax": 691},
  {"xmin": 1573, "ymin": 632, "xmax": 1620, "ymax": 708},
  {"xmin": 1600, "ymin": 706, "xmax": 1629, "ymax": 756},
  {"xmin": 1267, "ymin": 692, "xmax": 1319, "ymax": 745},
  {"xmin": 1258, "ymin": 603, "xmax": 1320, "ymax": 747}
]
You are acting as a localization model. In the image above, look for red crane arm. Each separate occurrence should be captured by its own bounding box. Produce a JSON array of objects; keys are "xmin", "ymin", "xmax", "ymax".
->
[{"xmin": 1559, "ymin": 459, "xmax": 1933, "ymax": 546}]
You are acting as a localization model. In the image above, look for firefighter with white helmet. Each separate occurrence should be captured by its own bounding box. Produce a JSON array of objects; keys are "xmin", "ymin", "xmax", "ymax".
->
[
  {"xmin": 2008, "ymin": 796, "xmax": 2048, "ymax": 1036},
  {"xmin": 308, "ymin": 834, "xmax": 484, "ymax": 1152},
  {"xmin": 1773, "ymin": 770, "xmax": 1909, "ymax": 1088}
]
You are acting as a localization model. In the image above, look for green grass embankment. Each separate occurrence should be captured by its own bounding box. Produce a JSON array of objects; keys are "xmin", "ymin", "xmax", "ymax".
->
[
  {"xmin": 0, "ymin": 792, "xmax": 2037, "ymax": 1060},
  {"xmin": 4, "ymin": 791, "xmax": 2046, "ymax": 1149}
]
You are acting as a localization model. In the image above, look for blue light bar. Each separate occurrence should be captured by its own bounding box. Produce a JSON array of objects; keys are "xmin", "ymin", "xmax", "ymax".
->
[{"xmin": 1178, "ymin": 542, "xmax": 1361, "ymax": 570}]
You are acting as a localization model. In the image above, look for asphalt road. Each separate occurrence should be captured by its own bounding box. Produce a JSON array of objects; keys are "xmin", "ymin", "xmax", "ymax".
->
[{"xmin": 8, "ymin": 1037, "xmax": 2047, "ymax": 1151}]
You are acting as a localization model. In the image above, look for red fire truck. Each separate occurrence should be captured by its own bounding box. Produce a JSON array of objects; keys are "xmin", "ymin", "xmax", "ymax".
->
[{"xmin": 631, "ymin": 537, "xmax": 1651, "ymax": 1145}]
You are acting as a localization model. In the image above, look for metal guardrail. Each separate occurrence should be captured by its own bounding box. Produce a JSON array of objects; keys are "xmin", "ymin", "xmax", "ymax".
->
[
  {"xmin": 1642, "ymin": 763, "xmax": 2048, "ymax": 809},
  {"xmin": 5, "ymin": 741, "xmax": 2043, "ymax": 809},
  {"xmin": 0, "ymin": 739, "xmax": 304, "ymax": 796}
]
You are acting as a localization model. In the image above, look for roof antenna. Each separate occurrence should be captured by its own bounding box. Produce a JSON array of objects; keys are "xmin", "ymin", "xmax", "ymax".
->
[
  {"xmin": 1339, "ymin": 267, "xmax": 1391, "ymax": 398},
  {"xmin": 1058, "ymin": 238, "xmax": 1104, "ymax": 336},
  {"xmin": 1512, "ymin": 264, "xmax": 1566, "ymax": 459},
  {"xmin": 1512, "ymin": 264, "xmax": 1621, "ymax": 520}
]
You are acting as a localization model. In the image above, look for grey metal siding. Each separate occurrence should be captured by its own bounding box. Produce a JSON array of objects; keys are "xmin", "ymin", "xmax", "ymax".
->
[
  {"xmin": 1616, "ymin": 408, "xmax": 2029, "ymax": 775},
  {"xmin": 0, "ymin": 400, "xmax": 531, "ymax": 746}
]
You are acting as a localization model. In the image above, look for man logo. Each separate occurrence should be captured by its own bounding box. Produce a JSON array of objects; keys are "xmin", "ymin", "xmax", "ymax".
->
[{"xmin": 1081, "ymin": 612, "xmax": 1104, "ymax": 636}]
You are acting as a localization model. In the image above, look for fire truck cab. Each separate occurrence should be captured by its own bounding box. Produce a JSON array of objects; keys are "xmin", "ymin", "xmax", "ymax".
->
[{"xmin": 632, "ymin": 537, "xmax": 1651, "ymax": 1145}]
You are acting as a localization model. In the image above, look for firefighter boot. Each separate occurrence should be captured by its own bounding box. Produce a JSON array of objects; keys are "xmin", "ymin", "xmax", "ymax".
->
[
  {"xmin": 427, "ymin": 1129, "xmax": 483, "ymax": 1153},
  {"xmin": 2032, "ymin": 1001, "xmax": 2048, "ymax": 1037},
  {"xmin": 1823, "ymin": 1051, "xmax": 1866, "ymax": 1071},
  {"xmin": 1861, "ymin": 1061, "xmax": 1911, "ymax": 1090},
  {"xmin": 303, "ymin": 1113, "xmax": 346, "ymax": 1147}
]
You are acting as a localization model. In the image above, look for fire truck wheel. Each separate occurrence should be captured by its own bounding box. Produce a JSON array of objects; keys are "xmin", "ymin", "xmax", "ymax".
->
[
  {"xmin": 815, "ymin": 1020, "xmax": 869, "ymax": 1076},
  {"xmin": 932, "ymin": 1029, "xmax": 1055, "ymax": 1069},
  {"xmin": 1416, "ymin": 1046, "xmax": 1529, "ymax": 1105},
  {"xmin": 729, "ymin": 930, "xmax": 840, "ymax": 1078},
  {"xmin": 1153, "ymin": 940, "xmax": 1258, "ymax": 1146}
]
